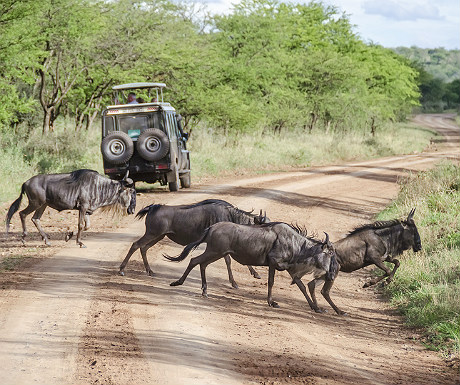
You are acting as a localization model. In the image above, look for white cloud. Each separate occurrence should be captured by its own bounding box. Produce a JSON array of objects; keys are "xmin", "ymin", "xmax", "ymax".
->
[
  {"xmin": 362, "ymin": 0, "xmax": 442, "ymax": 21},
  {"xmin": 202, "ymin": 0, "xmax": 460, "ymax": 49}
]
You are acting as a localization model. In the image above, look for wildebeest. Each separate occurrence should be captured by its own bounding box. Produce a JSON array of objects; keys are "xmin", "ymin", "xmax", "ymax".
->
[
  {"xmin": 119, "ymin": 199, "xmax": 268, "ymax": 288},
  {"xmin": 307, "ymin": 209, "xmax": 421, "ymax": 315},
  {"xmin": 166, "ymin": 222, "xmax": 339, "ymax": 313},
  {"xmin": 5, "ymin": 169, "xmax": 136, "ymax": 248}
]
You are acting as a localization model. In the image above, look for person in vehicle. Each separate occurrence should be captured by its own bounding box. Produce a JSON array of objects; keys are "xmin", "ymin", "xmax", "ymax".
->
[{"xmin": 127, "ymin": 92, "xmax": 138, "ymax": 104}]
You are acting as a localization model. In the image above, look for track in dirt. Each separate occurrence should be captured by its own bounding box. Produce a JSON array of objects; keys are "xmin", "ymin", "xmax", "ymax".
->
[{"xmin": 0, "ymin": 114, "xmax": 459, "ymax": 385}]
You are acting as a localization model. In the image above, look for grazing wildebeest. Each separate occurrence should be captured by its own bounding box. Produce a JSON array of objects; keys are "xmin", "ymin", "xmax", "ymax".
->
[
  {"xmin": 5, "ymin": 169, "xmax": 136, "ymax": 248},
  {"xmin": 119, "ymin": 199, "xmax": 268, "ymax": 288},
  {"xmin": 166, "ymin": 222, "xmax": 339, "ymax": 313},
  {"xmin": 306, "ymin": 209, "xmax": 421, "ymax": 315}
]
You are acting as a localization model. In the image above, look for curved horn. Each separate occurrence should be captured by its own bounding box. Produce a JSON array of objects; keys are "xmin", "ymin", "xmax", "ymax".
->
[
  {"xmin": 324, "ymin": 232, "xmax": 330, "ymax": 245},
  {"xmin": 407, "ymin": 208, "xmax": 416, "ymax": 221},
  {"xmin": 123, "ymin": 169, "xmax": 129, "ymax": 181},
  {"xmin": 259, "ymin": 209, "xmax": 263, "ymax": 217}
]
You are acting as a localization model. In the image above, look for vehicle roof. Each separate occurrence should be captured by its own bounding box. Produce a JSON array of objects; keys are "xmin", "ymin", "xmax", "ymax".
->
[{"xmin": 112, "ymin": 82, "xmax": 166, "ymax": 90}]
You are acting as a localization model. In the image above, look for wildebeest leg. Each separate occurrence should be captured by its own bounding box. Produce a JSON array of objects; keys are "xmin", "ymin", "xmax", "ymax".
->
[
  {"xmin": 247, "ymin": 266, "xmax": 261, "ymax": 279},
  {"xmin": 384, "ymin": 258, "xmax": 400, "ymax": 285},
  {"xmin": 18, "ymin": 202, "xmax": 39, "ymax": 244},
  {"xmin": 76, "ymin": 207, "xmax": 88, "ymax": 248},
  {"xmin": 223, "ymin": 255, "xmax": 239, "ymax": 289},
  {"xmin": 140, "ymin": 237, "xmax": 165, "ymax": 276},
  {"xmin": 321, "ymin": 279, "xmax": 347, "ymax": 315},
  {"xmin": 170, "ymin": 250, "xmax": 222, "ymax": 288},
  {"xmin": 307, "ymin": 277, "xmax": 323, "ymax": 309},
  {"xmin": 292, "ymin": 277, "xmax": 322, "ymax": 313},
  {"xmin": 31, "ymin": 204, "xmax": 51, "ymax": 246},
  {"xmin": 267, "ymin": 264, "xmax": 279, "ymax": 308},
  {"xmin": 84, "ymin": 214, "xmax": 90, "ymax": 231},
  {"xmin": 200, "ymin": 264, "xmax": 208, "ymax": 297},
  {"xmin": 363, "ymin": 259, "xmax": 392, "ymax": 288},
  {"xmin": 119, "ymin": 234, "xmax": 164, "ymax": 276}
]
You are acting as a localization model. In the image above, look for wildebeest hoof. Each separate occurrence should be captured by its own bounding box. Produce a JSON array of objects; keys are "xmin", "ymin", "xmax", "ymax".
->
[
  {"xmin": 269, "ymin": 301, "xmax": 280, "ymax": 308},
  {"xmin": 231, "ymin": 282, "xmax": 239, "ymax": 289},
  {"xmin": 170, "ymin": 280, "xmax": 181, "ymax": 286},
  {"xmin": 314, "ymin": 308, "xmax": 326, "ymax": 313},
  {"xmin": 202, "ymin": 293, "xmax": 208, "ymax": 298},
  {"xmin": 79, "ymin": 243, "xmax": 87, "ymax": 248},
  {"xmin": 65, "ymin": 231, "xmax": 74, "ymax": 242},
  {"xmin": 252, "ymin": 272, "xmax": 261, "ymax": 279},
  {"xmin": 147, "ymin": 270, "xmax": 154, "ymax": 277},
  {"xmin": 118, "ymin": 270, "xmax": 125, "ymax": 276},
  {"xmin": 338, "ymin": 311, "xmax": 348, "ymax": 316}
]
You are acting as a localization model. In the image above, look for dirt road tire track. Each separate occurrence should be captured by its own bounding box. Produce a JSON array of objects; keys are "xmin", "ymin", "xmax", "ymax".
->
[{"xmin": 0, "ymin": 114, "xmax": 459, "ymax": 384}]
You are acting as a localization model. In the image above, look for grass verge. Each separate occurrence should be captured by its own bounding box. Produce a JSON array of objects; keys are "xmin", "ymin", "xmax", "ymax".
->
[{"xmin": 377, "ymin": 162, "xmax": 460, "ymax": 358}]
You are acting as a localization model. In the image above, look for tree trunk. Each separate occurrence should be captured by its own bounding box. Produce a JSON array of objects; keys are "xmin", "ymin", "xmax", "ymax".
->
[{"xmin": 371, "ymin": 117, "xmax": 376, "ymax": 137}]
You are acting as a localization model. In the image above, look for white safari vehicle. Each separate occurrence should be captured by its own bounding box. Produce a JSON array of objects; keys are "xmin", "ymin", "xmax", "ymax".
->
[{"xmin": 101, "ymin": 82, "xmax": 190, "ymax": 191}]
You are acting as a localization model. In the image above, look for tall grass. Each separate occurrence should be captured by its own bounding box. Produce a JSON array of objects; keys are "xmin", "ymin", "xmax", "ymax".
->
[
  {"xmin": 0, "ymin": 122, "xmax": 102, "ymax": 201},
  {"xmin": 1, "ymin": 119, "xmax": 435, "ymax": 202},
  {"xmin": 189, "ymin": 121, "xmax": 435, "ymax": 178},
  {"xmin": 378, "ymin": 162, "xmax": 460, "ymax": 356}
]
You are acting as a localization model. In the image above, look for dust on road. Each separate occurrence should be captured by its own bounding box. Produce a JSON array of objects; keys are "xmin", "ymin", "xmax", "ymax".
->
[{"xmin": 0, "ymin": 114, "xmax": 459, "ymax": 385}]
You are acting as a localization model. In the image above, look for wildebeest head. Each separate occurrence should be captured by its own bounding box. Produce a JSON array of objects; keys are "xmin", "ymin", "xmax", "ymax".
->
[
  {"xmin": 400, "ymin": 208, "xmax": 421, "ymax": 252},
  {"xmin": 254, "ymin": 209, "xmax": 270, "ymax": 224},
  {"xmin": 321, "ymin": 233, "xmax": 339, "ymax": 281},
  {"xmin": 118, "ymin": 177, "xmax": 136, "ymax": 214}
]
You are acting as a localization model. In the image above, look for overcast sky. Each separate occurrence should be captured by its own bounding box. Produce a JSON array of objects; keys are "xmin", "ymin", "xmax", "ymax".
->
[{"xmin": 203, "ymin": 0, "xmax": 460, "ymax": 49}]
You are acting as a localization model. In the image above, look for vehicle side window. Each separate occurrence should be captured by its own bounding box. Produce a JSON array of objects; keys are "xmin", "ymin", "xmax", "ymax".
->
[
  {"xmin": 103, "ymin": 116, "xmax": 115, "ymax": 135},
  {"xmin": 166, "ymin": 113, "xmax": 177, "ymax": 139}
]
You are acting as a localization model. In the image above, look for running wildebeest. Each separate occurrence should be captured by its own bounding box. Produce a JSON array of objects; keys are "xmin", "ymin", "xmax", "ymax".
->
[
  {"xmin": 166, "ymin": 222, "xmax": 339, "ymax": 313},
  {"xmin": 6, "ymin": 169, "xmax": 136, "ymax": 248},
  {"xmin": 119, "ymin": 199, "xmax": 268, "ymax": 288},
  {"xmin": 306, "ymin": 209, "xmax": 421, "ymax": 315}
]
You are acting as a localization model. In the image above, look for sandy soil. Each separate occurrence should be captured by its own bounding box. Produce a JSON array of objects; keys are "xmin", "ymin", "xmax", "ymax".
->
[{"xmin": 0, "ymin": 114, "xmax": 459, "ymax": 385}]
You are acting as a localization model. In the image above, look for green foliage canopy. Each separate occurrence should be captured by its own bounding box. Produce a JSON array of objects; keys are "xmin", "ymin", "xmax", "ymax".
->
[{"xmin": 0, "ymin": 0, "xmax": 425, "ymax": 136}]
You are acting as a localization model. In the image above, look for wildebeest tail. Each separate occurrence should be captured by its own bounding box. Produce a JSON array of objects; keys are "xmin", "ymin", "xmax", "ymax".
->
[
  {"xmin": 135, "ymin": 204, "xmax": 162, "ymax": 220},
  {"xmin": 164, "ymin": 227, "xmax": 211, "ymax": 262},
  {"xmin": 326, "ymin": 253, "xmax": 340, "ymax": 281},
  {"xmin": 6, "ymin": 183, "xmax": 25, "ymax": 234}
]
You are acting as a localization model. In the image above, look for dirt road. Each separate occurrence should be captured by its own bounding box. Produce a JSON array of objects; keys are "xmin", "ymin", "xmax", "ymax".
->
[{"xmin": 0, "ymin": 114, "xmax": 459, "ymax": 385}]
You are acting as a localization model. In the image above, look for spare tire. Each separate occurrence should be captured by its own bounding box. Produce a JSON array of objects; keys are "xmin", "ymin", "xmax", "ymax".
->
[
  {"xmin": 101, "ymin": 132, "xmax": 134, "ymax": 164},
  {"xmin": 137, "ymin": 128, "xmax": 170, "ymax": 162}
]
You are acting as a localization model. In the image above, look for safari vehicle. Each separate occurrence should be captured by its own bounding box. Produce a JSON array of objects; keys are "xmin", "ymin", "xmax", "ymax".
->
[{"xmin": 100, "ymin": 82, "xmax": 190, "ymax": 191}]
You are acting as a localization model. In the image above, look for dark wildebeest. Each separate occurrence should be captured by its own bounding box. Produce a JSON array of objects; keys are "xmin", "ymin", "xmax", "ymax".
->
[
  {"xmin": 119, "ymin": 199, "xmax": 268, "ymax": 288},
  {"xmin": 5, "ymin": 169, "xmax": 136, "ymax": 248},
  {"xmin": 307, "ymin": 209, "xmax": 421, "ymax": 315},
  {"xmin": 166, "ymin": 222, "xmax": 339, "ymax": 313}
]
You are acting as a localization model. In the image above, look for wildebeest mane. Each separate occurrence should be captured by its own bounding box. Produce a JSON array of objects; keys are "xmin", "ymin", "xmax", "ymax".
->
[
  {"xmin": 68, "ymin": 169, "xmax": 99, "ymax": 183},
  {"xmin": 186, "ymin": 199, "xmax": 233, "ymax": 208},
  {"xmin": 257, "ymin": 222, "xmax": 319, "ymax": 242},
  {"xmin": 348, "ymin": 219, "xmax": 401, "ymax": 236}
]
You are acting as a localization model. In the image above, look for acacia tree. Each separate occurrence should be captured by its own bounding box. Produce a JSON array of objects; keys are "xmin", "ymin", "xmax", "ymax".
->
[
  {"xmin": 34, "ymin": 0, "xmax": 104, "ymax": 133},
  {"xmin": 0, "ymin": 0, "xmax": 41, "ymax": 128}
]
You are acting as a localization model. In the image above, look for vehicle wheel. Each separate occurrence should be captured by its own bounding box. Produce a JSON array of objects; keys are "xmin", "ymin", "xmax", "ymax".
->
[
  {"xmin": 101, "ymin": 132, "xmax": 134, "ymax": 164},
  {"xmin": 169, "ymin": 167, "xmax": 180, "ymax": 192},
  {"xmin": 180, "ymin": 172, "xmax": 191, "ymax": 188},
  {"xmin": 137, "ymin": 128, "xmax": 170, "ymax": 162}
]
